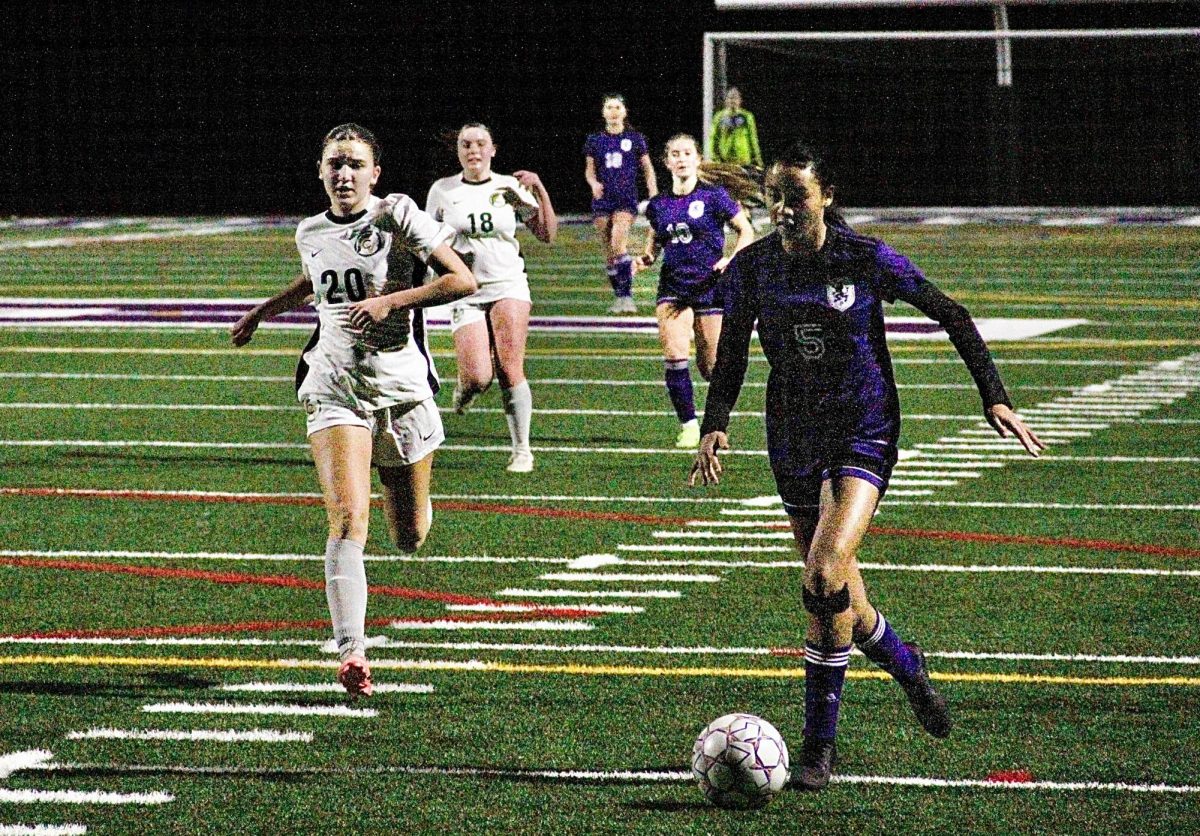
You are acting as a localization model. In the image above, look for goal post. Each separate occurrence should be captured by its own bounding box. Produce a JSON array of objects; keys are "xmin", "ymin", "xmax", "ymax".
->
[{"xmin": 703, "ymin": 26, "xmax": 1200, "ymax": 206}]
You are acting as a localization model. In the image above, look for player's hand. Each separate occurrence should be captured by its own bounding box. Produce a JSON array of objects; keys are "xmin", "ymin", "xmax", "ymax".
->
[
  {"xmin": 512, "ymin": 170, "xmax": 542, "ymax": 191},
  {"xmin": 347, "ymin": 296, "xmax": 394, "ymax": 329},
  {"xmin": 986, "ymin": 404, "xmax": 1046, "ymax": 457},
  {"xmin": 689, "ymin": 431, "xmax": 730, "ymax": 486},
  {"xmin": 590, "ymin": 183, "xmax": 604, "ymax": 200},
  {"xmin": 712, "ymin": 256, "xmax": 732, "ymax": 273},
  {"xmin": 230, "ymin": 307, "xmax": 262, "ymax": 346},
  {"xmin": 632, "ymin": 253, "xmax": 654, "ymax": 275}
]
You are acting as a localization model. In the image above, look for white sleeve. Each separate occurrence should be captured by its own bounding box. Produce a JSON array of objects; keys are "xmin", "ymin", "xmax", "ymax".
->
[
  {"xmin": 425, "ymin": 181, "xmax": 447, "ymax": 221},
  {"xmin": 384, "ymin": 193, "xmax": 455, "ymax": 261}
]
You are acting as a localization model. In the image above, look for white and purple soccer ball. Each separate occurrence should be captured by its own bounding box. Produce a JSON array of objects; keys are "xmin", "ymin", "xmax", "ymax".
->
[{"xmin": 691, "ymin": 712, "xmax": 790, "ymax": 809}]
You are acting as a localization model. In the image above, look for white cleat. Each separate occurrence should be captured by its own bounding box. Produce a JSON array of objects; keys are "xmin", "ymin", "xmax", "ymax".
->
[
  {"xmin": 506, "ymin": 450, "xmax": 535, "ymax": 473},
  {"xmin": 675, "ymin": 420, "xmax": 701, "ymax": 449}
]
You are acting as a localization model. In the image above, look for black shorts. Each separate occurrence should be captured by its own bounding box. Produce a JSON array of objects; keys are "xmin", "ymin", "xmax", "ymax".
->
[{"xmin": 771, "ymin": 436, "xmax": 898, "ymax": 518}]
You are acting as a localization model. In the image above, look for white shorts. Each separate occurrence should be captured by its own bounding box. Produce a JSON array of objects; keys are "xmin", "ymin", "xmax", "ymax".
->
[
  {"xmin": 449, "ymin": 278, "xmax": 531, "ymax": 334},
  {"xmin": 303, "ymin": 396, "xmax": 444, "ymax": 467}
]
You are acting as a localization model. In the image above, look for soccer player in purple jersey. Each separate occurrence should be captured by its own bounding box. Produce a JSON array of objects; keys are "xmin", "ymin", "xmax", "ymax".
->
[
  {"xmin": 583, "ymin": 94, "xmax": 657, "ymax": 313},
  {"xmin": 635, "ymin": 134, "xmax": 755, "ymax": 449},
  {"xmin": 689, "ymin": 141, "xmax": 1045, "ymax": 790}
]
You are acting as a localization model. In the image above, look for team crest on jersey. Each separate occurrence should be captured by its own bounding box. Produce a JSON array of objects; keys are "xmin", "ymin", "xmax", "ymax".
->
[
  {"xmin": 620, "ymin": 138, "xmax": 632, "ymax": 152},
  {"xmin": 350, "ymin": 225, "xmax": 384, "ymax": 256},
  {"xmin": 489, "ymin": 191, "xmax": 507, "ymax": 207},
  {"xmin": 826, "ymin": 283, "xmax": 855, "ymax": 311},
  {"xmin": 688, "ymin": 200, "xmax": 706, "ymax": 219}
]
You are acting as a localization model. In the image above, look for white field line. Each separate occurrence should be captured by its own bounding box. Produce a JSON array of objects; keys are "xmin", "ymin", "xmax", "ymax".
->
[
  {"xmin": 891, "ymin": 469, "xmax": 982, "ymax": 478},
  {"xmin": 887, "ymin": 478, "xmax": 962, "ymax": 486},
  {"xmin": 141, "ymin": 702, "xmax": 377, "ymax": 718},
  {"xmin": 653, "ymin": 531, "xmax": 790, "ymax": 540},
  {"xmin": 388, "ymin": 620, "xmax": 595, "ymax": 632},
  {"xmin": 958, "ymin": 429, "xmax": 1092, "ymax": 438},
  {"xmin": 0, "ymin": 751, "xmax": 54, "ymax": 780},
  {"xmin": 0, "ymin": 224, "xmax": 269, "ymax": 251},
  {"xmin": 0, "ymin": 371, "xmax": 293, "ymax": 383},
  {"xmin": 21, "ymin": 762, "xmax": 1200, "ymax": 795},
  {"xmin": 0, "ymin": 637, "xmax": 330, "ymax": 648},
  {"xmin": 0, "ymin": 825, "xmax": 88, "ymax": 835},
  {"xmin": 889, "ymin": 459, "xmax": 1006, "ymax": 469},
  {"xmin": 446, "ymin": 603, "xmax": 644, "ymax": 614},
  {"xmin": 65, "ymin": 728, "xmax": 312, "ymax": 743},
  {"xmin": 0, "ymin": 789, "xmax": 173, "ymax": 805},
  {"xmin": 218, "ymin": 682, "xmax": 434, "ymax": 694},
  {"xmin": 539, "ymin": 572, "xmax": 722, "ymax": 583},
  {"xmin": 609, "ymin": 549, "xmax": 1200, "ymax": 576},
  {"xmin": 496, "ymin": 588, "xmax": 681, "ymax": 599}
]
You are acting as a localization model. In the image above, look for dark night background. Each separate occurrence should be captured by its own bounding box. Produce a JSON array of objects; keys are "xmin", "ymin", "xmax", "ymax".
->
[{"xmin": 3, "ymin": 0, "xmax": 1197, "ymax": 215}]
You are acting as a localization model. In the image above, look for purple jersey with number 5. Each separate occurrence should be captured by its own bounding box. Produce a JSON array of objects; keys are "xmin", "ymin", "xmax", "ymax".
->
[{"xmin": 584, "ymin": 130, "xmax": 648, "ymax": 213}]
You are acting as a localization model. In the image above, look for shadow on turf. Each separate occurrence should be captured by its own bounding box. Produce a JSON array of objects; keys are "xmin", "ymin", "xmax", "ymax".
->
[{"xmin": 0, "ymin": 672, "xmax": 216, "ymax": 699}]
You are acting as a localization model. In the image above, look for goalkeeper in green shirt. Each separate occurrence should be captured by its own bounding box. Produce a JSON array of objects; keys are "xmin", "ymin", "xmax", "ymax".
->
[{"xmin": 706, "ymin": 87, "xmax": 763, "ymax": 167}]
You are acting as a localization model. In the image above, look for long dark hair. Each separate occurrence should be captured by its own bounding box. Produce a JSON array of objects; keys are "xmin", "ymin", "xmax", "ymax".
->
[
  {"xmin": 768, "ymin": 139, "xmax": 847, "ymax": 228},
  {"xmin": 321, "ymin": 123, "xmax": 382, "ymax": 166},
  {"xmin": 600, "ymin": 93, "xmax": 636, "ymax": 133}
]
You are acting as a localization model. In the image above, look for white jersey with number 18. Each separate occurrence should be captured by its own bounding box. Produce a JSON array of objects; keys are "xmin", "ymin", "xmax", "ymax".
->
[
  {"xmin": 425, "ymin": 174, "xmax": 537, "ymax": 285},
  {"xmin": 295, "ymin": 192, "xmax": 454, "ymax": 413}
]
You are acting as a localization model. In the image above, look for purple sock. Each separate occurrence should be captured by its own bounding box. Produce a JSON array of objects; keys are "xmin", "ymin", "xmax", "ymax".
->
[
  {"xmin": 857, "ymin": 609, "xmax": 921, "ymax": 682},
  {"xmin": 605, "ymin": 262, "xmax": 619, "ymax": 294},
  {"xmin": 804, "ymin": 643, "xmax": 851, "ymax": 741},
  {"xmin": 613, "ymin": 255, "xmax": 633, "ymax": 297},
  {"xmin": 664, "ymin": 358, "xmax": 696, "ymax": 423}
]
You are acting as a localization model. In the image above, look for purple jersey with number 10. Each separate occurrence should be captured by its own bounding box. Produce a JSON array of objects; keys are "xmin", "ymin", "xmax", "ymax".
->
[
  {"xmin": 645, "ymin": 183, "xmax": 740, "ymax": 288},
  {"xmin": 584, "ymin": 130, "xmax": 648, "ymax": 214}
]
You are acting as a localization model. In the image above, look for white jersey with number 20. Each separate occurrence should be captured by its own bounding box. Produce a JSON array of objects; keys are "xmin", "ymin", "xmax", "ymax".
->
[{"xmin": 295, "ymin": 193, "xmax": 454, "ymax": 413}]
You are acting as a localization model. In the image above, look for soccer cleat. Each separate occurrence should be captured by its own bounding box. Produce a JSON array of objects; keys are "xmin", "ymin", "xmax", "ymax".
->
[
  {"xmin": 608, "ymin": 295, "xmax": 637, "ymax": 315},
  {"xmin": 794, "ymin": 736, "xmax": 837, "ymax": 791},
  {"xmin": 675, "ymin": 420, "xmax": 701, "ymax": 449},
  {"xmin": 899, "ymin": 643, "xmax": 952, "ymax": 738},
  {"xmin": 452, "ymin": 383, "xmax": 478, "ymax": 415},
  {"xmin": 337, "ymin": 653, "xmax": 374, "ymax": 698},
  {"xmin": 506, "ymin": 450, "xmax": 534, "ymax": 473}
]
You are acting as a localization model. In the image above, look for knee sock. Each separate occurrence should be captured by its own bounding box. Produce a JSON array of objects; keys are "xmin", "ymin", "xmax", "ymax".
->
[
  {"xmin": 804, "ymin": 643, "xmax": 852, "ymax": 741},
  {"xmin": 324, "ymin": 538, "xmax": 367, "ymax": 652},
  {"xmin": 501, "ymin": 380, "xmax": 532, "ymax": 453},
  {"xmin": 605, "ymin": 260, "xmax": 619, "ymax": 294},
  {"xmin": 613, "ymin": 255, "xmax": 634, "ymax": 298},
  {"xmin": 664, "ymin": 358, "xmax": 696, "ymax": 424},
  {"xmin": 856, "ymin": 609, "xmax": 921, "ymax": 683}
]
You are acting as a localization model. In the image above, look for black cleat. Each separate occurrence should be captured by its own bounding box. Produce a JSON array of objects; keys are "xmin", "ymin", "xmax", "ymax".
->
[
  {"xmin": 794, "ymin": 735, "xmax": 837, "ymax": 791},
  {"xmin": 900, "ymin": 643, "xmax": 952, "ymax": 739}
]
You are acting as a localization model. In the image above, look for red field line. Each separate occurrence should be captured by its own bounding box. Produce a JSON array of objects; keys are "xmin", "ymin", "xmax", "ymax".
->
[
  {"xmin": 0, "ymin": 557, "xmax": 598, "ymax": 619},
  {"xmin": 1, "ymin": 487, "xmax": 690, "ymax": 526}
]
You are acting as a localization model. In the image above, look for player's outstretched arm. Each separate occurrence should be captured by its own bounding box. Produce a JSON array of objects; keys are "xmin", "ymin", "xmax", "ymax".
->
[
  {"xmin": 640, "ymin": 153, "xmax": 658, "ymax": 200},
  {"xmin": 689, "ymin": 431, "xmax": 730, "ymax": 486},
  {"xmin": 986, "ymin": 403, "xmax": 1046, "ymax": 457},
  {"xmin": 584, "ymin": 157, "xmax": 603, "ymax": 200},
  {"xmin": 230, "ymin": 273, "xmax": 311, "ymax": 346}
]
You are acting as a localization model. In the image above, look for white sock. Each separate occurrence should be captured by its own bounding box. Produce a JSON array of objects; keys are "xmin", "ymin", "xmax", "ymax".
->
[
  {"xmin": 501, "ymin": 380, "xmax": 532, "ymax": 453},
  {"xmin": 324, "ymin": 538, "xmax": 367, "ymax": 650}
]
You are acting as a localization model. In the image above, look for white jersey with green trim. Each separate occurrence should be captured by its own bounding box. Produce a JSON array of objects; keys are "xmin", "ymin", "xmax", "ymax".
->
[
  {"xmin": 295, "ymin": 193, "xmax": 454, "ymax": 412},
  {"xmin": 425, "ymin": 173, "xmax": 536, "ymax": 285}
]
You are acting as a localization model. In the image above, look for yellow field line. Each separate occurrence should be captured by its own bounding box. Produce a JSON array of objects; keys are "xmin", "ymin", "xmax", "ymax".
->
[
  {"xmin": 3, "ymin": 654, "xmax": 1199, "ymax": 687},
  {"xmin": 954, "ymin": 291, "xmax": 1200, "ymax": 309}
]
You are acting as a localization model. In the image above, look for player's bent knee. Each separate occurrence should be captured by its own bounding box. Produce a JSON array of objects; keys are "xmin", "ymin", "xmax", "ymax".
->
[{"xmin": 802, "ymin": 583, "xmax": 851, "ymax": 618}]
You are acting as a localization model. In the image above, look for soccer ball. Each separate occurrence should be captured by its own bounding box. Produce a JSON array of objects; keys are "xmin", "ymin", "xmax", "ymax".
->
[{"xmin": 691, "ymin": 713, "xmax": 790, "ymax": 809}]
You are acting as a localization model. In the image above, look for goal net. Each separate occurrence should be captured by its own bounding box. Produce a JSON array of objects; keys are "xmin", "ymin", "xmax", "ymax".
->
[{"xmin": 704, "ymin": 28, "xmax": 1200, "ymax": 207}]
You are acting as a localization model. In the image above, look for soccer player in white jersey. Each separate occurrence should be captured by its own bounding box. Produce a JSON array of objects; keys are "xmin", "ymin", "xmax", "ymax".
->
[
  {"xmin": 426, "ymin": 122, "xmax": 558, "ymax": 473},
  {"xmin": 230, "ymin": 123, "xmax": 476, "ymax": 697}
]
